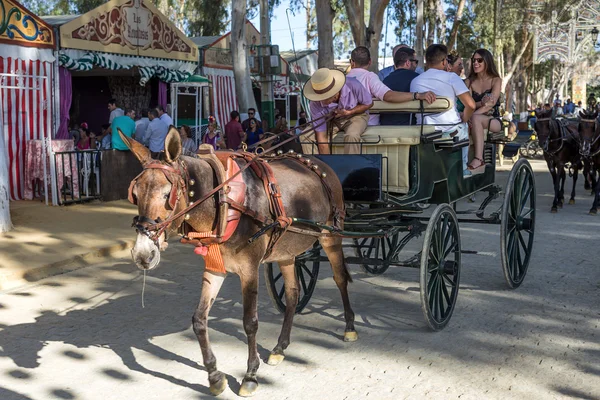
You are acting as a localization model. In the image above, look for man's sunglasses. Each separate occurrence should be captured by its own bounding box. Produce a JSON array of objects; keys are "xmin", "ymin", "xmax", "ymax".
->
[
  {"xmin": 248, "ymin": 112, "xmax": 255, "ymax": 115},
  {"xmin": 410, "ymin": 59, "xmax": 419, "ymax": 65},
  {"xmin": 472, "ymin": 57, "xmax": 484, "ymax": 64}
]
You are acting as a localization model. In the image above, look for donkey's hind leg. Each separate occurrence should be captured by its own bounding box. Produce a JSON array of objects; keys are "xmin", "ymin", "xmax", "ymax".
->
[
  {"xmin": 319, "ymin": 236, "xmax": 357, "ymax": 342},
  {"xmin": 558, "ymin": 165, "xmax": 567, "ymax": 208},
  {"xmin": 268, "ymin": 259, "xmax": 299, "ymax": 366},
  {"xmin": 192, "ymin": 271, "xmax": 227, "ymax": 395}
]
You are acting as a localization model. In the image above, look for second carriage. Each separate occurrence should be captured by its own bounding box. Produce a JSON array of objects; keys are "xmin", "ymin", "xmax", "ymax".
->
[{"xmin": 264, "ymin": 98, "xmax": 536, "ymax": 331}]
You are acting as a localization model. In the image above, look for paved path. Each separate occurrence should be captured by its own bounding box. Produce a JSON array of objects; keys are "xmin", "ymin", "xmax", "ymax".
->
[{"xmin": 0, "ymin": 160, "xmax": 599, "ymax": 400}]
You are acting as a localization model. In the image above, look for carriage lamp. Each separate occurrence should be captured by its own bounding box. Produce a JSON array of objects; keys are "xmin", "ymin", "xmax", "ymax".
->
[{"xmin": 592, "ymin": 27, "xmax": 599, "ymax": 47}]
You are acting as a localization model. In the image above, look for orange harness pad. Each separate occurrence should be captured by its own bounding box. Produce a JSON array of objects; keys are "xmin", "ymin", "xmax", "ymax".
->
[{"xmin": 188, "ymin": 154, "xmax": 246, "ymax": 274}]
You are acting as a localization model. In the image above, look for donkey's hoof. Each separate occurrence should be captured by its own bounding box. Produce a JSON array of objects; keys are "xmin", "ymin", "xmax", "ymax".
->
[
  {"xmin": 550, "ymin": 207, "xmax": 558, "ymax": 213},
  {"xmin": 569, "ymin": 199, "xmax": 575, "ymax": 205},
  {"xmin": 344, "ymin": 331, "xmax": 359, "ymax": 342},
  {"xmin": 590, "ymin": 209, "xmax": 597, "ymax": 215},
  {"xmin": 239, "ymin": 379, "xmax": 258, "ymax": 397},
  {"xmin": 267, "ymin": 352, "xmax": 285, "ymax": 366},
  {"xmin": 209, "ymin": 375, "xmax": 228, "ymax": 396}
]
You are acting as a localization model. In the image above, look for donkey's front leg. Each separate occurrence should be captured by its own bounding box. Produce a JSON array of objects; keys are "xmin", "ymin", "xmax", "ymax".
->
[
  {"xmin": 192, "ymin": 271, "xmax": 227, "ymax": 396},
  {"xmin": 590, "ymin": 168, "xmax": 600, "ymax": 215},
  {"xmin": 268, "ymin": 259, "xmax": 298, "ymax": 366},
  {"xmin": 570, "ymin": 166, "xmax": 578, "ymax": 204},
  {"xmin": 558, "ymin": 165, "xmax": 566, "ymax": 208},
  {"xmin": 238, "ymin": 273, "xmax": 260, "ymax": 397}
]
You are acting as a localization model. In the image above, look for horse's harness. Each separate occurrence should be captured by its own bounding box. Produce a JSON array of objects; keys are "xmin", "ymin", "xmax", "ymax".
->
[
  {"xmin": 535, "ymin": 117, "xmax": 577, "ymax": 156},
  {"xmin": 129, "ymin": 146, "xmax": 341, "ymax": 273}
]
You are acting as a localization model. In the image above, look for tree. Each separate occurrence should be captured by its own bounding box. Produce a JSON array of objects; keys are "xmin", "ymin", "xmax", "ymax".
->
[
  {"xmin": 0, "ymin": 132, "xmax": 12, "ymax": 233},
  {"xmin": 447, "ymin": 0, "xmax": 466, "ymax": 50},
  {"xmin": 315, "ymin": 0, "xmax": 335, "ymax": 68},
  {"xmin": 231, "ymin": 0, "xmax": 258, "ymax": 111}
]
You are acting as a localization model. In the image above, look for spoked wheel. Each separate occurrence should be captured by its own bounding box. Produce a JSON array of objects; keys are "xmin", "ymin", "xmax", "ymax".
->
[
  {"xmin": 264, "ymin": 243, "xmax": 321, "ymax": 314},
  {"xmin": 501, "ymin": 158, "xmax": 536, "ymax": 288},
  {"xmin": 353, "ymin": 232, "xmax": 400, "ymax": 275},
  {"xmin": 420, "ymin": 203, "xmax": 461, "ymax": 331}
]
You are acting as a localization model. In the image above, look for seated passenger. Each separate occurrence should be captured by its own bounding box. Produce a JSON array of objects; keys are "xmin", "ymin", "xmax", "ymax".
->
[
  {"xmin": 410, "ymin": 44, "xmax": 477, "ymax": 177},
  {"xmin": 304, "ymin": 68, "xmax": 373, "ymax": 155},
  {"xmin": 380, "ymin": 48, "xmax": 424, "ymax": 126},
  {"xmin": 348, "ymin": 46, "xmax": 435, "ymax": 126},
  {"xmin": 465, "ymin": 48, "xmax": 515, "ymax": 170}
]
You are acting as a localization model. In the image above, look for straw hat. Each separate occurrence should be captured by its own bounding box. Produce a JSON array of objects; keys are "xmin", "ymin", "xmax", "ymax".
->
[{"xmin": 303, "ymin": 68, "xmax": 346, "ymax": 102}]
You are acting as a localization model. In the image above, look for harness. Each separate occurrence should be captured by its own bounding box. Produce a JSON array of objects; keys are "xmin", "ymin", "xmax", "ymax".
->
[
  {"xmin": 129, "ymin": 145, "xmax": 340, "ymax": 274},
  {"xmin": 536, "ymin": 117, "xmax": 576, "ymax": 156},
  {"xmin": 579, "ymin": 118, "xmax": 600, "ymax": 157}
]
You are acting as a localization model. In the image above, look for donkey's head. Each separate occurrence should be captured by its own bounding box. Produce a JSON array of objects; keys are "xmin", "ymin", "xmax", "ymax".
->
[
  {"xmin": 578, "ymin": 110, "xmax": 599, "ymax": 157},
  {"xmin": 120, "ymin": 127, "xmax": 186, "ymax": 270}
]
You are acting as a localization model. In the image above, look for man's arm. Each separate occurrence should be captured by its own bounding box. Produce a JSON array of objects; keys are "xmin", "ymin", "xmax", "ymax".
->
[
  {"xmin": 458, "ymin": 92, "xmax": 476, "ymax": 122},
  {"xmin": 383, "ymin": 91, "xmax": 436, "ymax": 104}
]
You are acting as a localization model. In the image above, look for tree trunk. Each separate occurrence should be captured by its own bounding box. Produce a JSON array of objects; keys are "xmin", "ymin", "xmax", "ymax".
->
[
  {"xmin": 366, "ymin": 0, "xmax": 390, "ymax": 72},
  {"xmin": 231, "ymin": 0, "xmax": 257, "ymax": 111},
  {"xmin": 316, "ymin": 0, "xmax": 335, "ymax": 68},
  {"xmin": 501, "ymin": 34, "xmax": 533, "ymax": 92},
  {"xmin": 416, "ymin": 0, "xmax": 424, "ymax": 66},
  {"xmin": 344, "ymin": 0, "xmax": 365, "ymax": 47},
  {"xmin": 0, "ymin": 130, "xmax": 12, "ymax": 233},
  {"xmin": 447, "ymin": 0, "xmax": 466, "ymax": 50},
  {"xmin": 426, "ymin": 0, "xmax": 436, "ymax": 46}
]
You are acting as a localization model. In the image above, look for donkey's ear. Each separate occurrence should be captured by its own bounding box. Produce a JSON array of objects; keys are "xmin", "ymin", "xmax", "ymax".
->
[
  {"xmin": 118, "ymin": 128, "xmax": 151, "ymax": 165},
  {"xmin": 164, "ymin": 126, "xmax": 182, "ymax": 164}
]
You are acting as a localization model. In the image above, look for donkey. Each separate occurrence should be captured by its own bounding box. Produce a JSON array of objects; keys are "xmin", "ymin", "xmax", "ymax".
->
[
  {"xmin": 120, "ymin": 128, "xmax": 357, "ymax": 397},
  {"xmin": 577, "ymin": 110, "xmax": 600, "ymax": 214},
  {"xmin": 534, "ymin": 109, "xmax": 581, "ymax": 212}
]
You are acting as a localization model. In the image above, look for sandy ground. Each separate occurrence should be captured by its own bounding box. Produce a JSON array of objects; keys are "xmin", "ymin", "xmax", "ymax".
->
[{"xmin": 0, "ymin": 159, "xmax": 598, "ymax": 400}]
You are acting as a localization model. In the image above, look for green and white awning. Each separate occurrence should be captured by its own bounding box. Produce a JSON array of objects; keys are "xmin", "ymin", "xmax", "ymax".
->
[{"xmin": 58, "ymin": 49, "xmax": 196, "ymax": 85}]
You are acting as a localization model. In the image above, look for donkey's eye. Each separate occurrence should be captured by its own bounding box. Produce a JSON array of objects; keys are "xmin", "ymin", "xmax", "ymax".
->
[{"xmin": 163, "ymin": 193, "xmax": 170, "ymax": 199}]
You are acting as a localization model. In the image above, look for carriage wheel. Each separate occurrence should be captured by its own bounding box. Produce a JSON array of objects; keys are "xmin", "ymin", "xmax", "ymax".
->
[
  {"xmin": 420, "ymin": 204, "xmax": 461, "ymax": 331},
  {"xmin": 264, "ymin": 243, "xmax": 321, "ymax": 314},
  {"xmin": 501, "ymin": 158, "xmax": 536, "ymax": 288},
  {"xmin": 352, "ymin": 232, "xmax": 401, "ymax": 275}
]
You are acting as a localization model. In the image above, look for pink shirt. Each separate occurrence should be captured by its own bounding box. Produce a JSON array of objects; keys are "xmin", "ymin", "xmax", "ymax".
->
[{"xmin": 347, "ymin": 68, "xmax": 391, "ymax": 125}]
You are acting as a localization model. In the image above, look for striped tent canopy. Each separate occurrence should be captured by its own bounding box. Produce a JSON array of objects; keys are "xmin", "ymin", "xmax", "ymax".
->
[{"xmin": 204, "ymin": 67, "xmax": 237, "ymax": 129}]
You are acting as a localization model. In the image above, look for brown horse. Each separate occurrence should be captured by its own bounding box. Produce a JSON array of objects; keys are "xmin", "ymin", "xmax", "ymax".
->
[
  {"xmin": 577, "ymin": 110, "xmax": 600, "ymax": 214},
  {"xmin": 534, "ymin": 109, "xmax": 581, "ymax": 212},
  {"xmin": 120, "ymin": 128, "xmax": 357, "ymax": 397}
]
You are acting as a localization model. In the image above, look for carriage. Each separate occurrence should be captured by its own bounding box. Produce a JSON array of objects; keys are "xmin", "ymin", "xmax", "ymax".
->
[{"xmin": 263, "ymin": 98, "xmax": 536, "ymax": 331}]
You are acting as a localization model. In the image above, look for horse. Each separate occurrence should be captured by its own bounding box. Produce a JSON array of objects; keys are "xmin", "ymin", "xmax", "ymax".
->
[
  {"xmin": 533, "ymin": 109, "xmax": 581, "ymax": 212},
  {"xmin": 576, "ymin": 110, "xmax": 600, "ymax": 214},
  {"xmin": 119, "ymin": 127, "xmax": 357, "ymax": 397}
]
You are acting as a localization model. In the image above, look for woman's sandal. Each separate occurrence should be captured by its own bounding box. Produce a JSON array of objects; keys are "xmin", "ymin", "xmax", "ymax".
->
[{"xmin": 467, "ymin": 157, "xmax": 486, "ymax": 176}]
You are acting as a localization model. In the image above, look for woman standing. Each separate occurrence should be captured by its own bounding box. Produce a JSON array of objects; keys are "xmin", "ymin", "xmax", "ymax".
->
[
  {"xmin": 464, "ymin": 49, "xmax": 503, "ymax": 174},
  {"xmin": 245, "ymin": 118, "xmax": 264, "ymax": 146},
  {"xmin": 77, "ymin": 123, "xmax": 96, "ymax": 150},
  {"xmin": 202, "ymin": 119, "xmax": 224, "ymax": 150},
  {"xmin": 179, "ymin": 125, "xmax": 198, "ymax": 155}
]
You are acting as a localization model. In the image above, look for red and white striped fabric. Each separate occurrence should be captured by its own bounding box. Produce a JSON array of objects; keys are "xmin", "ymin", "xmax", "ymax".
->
[
  {"xmin": 0, "ymin": 56, "xmax": 52, "ymax": 200},
  {"xmin": 205, "ymin": 68, "xmax": 238, "ymax": 129}
]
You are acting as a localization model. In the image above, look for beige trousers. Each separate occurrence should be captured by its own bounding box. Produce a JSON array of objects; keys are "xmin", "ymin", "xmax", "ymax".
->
[{"xmin": 302, "ymin": 113, "xmax": 369, "ymax": 155}]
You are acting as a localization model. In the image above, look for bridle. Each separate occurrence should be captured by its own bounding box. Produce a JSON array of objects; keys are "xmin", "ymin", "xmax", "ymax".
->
[
  {"xmin": 129, "ymin": 160, "xmax": 188, "ymax": 246},
  {"xmin": 535, "ymin": 117, "xmax": 564, "ymax": 155},
  {"xmin": 579, "ymin": 118, "xmax": 600, "ymax": 157}
]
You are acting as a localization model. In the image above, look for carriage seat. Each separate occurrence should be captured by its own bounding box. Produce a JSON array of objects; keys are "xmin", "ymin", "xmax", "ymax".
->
[{"xmin": 370, "ymin": 97, "xmax": 453, "ymax": 114}]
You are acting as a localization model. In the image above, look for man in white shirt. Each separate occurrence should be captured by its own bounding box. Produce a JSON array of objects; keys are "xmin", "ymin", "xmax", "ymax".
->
[
  {"xmin": 156, "ymin": 105, "xmax": 173, "ymax": 126},
  {"xmin": 410, "ymin": 44, "xmax": 477, "ymax": 177},
  {"xmin": 108, "ymin": 98, "xmax": 124, "ymax": 125},
  {"xmin": 348, "ymin": 46, "xmax": 436, "ymax": 125}
]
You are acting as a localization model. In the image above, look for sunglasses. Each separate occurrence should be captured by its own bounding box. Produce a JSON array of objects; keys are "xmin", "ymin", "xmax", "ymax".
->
[
  {"xmin": 472, "ymin": 57, "xmax": 484, "ymax": 64},
  {"xmin": 248, "ymin": 112, "xmax": 255, "ymax": 115},
  {"xmin": 410, "ymin": 59, "xmax": 419, "ymax": 65}
]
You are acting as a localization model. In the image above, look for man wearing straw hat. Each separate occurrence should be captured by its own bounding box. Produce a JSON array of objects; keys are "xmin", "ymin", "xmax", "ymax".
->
[{"xmin": 303, "ymin": 68, "xmax": 373, "ymax": 154}]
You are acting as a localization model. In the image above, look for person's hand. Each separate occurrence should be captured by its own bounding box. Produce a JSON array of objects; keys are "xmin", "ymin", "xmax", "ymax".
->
[
  {"xmin": 416, "ymin": 91, "xmax": 436, "ymax": 104},
  {"xmin": 334, "ymin": 109, "xmax": 352, "ymax": 118},
  {"xmin": 482, "ymin": 93, "xmax": 494, "ymax": 107}
]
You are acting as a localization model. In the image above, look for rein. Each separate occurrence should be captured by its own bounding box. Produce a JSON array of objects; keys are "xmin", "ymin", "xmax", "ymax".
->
[{"xmin": 140, "ymin": 113, "xmax": 335, "ymax": 237}]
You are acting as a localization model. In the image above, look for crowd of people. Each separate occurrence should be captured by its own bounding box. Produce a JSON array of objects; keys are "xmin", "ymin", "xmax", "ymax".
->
[{"xmin": 303, "ymin": 43, "xmax": 519, "ymax": 178}]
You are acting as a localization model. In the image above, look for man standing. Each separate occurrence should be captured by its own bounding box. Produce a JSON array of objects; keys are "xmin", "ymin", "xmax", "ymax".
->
[
  {"xmin": 242, "ymin": 108, "xmax": 260, "ymax": 131},
  {"xmin": 381, "ymin": 48, "xmax": 422, "ymax": 126},
  {"xmin": 410, "ymin": 44, "xmax": 476, "ymax": 177},
  {"xmin": 304, "ymin": 68, "xmax": 373, "ymax": 154},
  {"xmin": 347, "ymin": 46, "xmax": 435, "ymax": 126},
  {"xmin": 156, "ymin": 105, "xmax": 173, "ymax": 126},
  {"xmin": 146, "ymin": 108, "xmax": 169, "ymax": 158},
  {"xmin": 135, "ymin": 109, "xmax": 150, "ymax": 145},
  {"xmin": 112, "ymin": 108, "xmax": 136, "ymax": 151},
  {"xmin": 108, "ymin": 98, "xmax": 124, "ymax": 125},
  {"xmin": 224, "ymin": 110, "xmax": 246, "ymax": 150}
]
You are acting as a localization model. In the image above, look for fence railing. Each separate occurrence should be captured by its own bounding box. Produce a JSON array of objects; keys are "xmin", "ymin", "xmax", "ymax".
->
[{"xmin": 54, "ymin": 150, "xmax": 103, "ymax": 205}]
